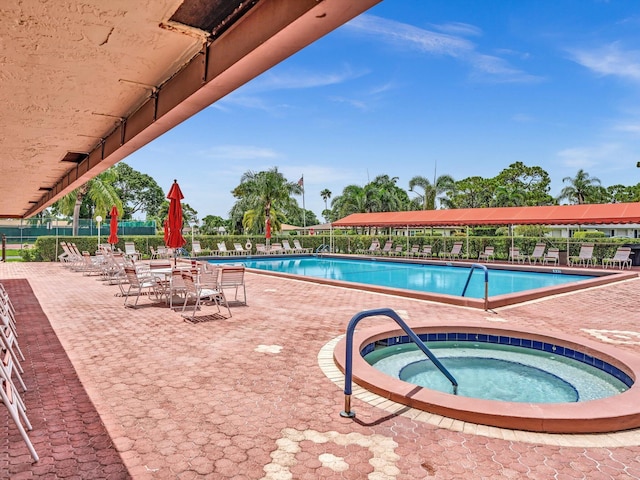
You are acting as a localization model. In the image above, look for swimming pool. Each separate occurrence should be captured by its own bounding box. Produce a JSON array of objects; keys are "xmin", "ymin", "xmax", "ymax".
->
[{"xmin": 207, "ymin": 255, "xmax": 632, "ymax": 308}]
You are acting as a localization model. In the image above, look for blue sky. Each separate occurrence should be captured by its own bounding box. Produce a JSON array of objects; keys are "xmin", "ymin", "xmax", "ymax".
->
[{"xmin": 126, "ymin": 0, "xmax": 640, "ymax": 222}]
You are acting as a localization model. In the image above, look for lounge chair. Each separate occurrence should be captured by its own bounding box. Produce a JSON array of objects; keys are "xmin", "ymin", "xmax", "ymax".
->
[
  {"xmin": 388, "ymin": 245, "xmax": 403, "ymax": 256},
  {"xmin": 124, "ymin": 241, "xmax": 140, "ymax": 261},
  {"xmin": 543, "ymin": 248, "xmax": 560, "ymax": 266},
  {"xmin": 281, "ymin": 240, "xmax": 296, "ymax": 254},
  {"xmin": 602, "ymin": 247, "xmax": 632, "ymax": 269},
  {"xmin": 418, "ymin": 245, "xmax": 433, "ymax": 258},
  {"xmin": 478, "ymin": 246, "xmax": 495, "ymax": 262},
  {"xmin": 358, "ymin": 239, "xmax": 380, "ymax": 254},
  {"xmin": 408, "ymin": 245, "xmax": 420, "ymax": 257},
  {"xmin": 440, "ymin": 241, "xmax": 463, "ymax": 260},
  {"xmin": 214, "ymin": 242, "xmax": 235, "ymax": 256},
  {"xmin": 192, "ymin": 240, "xmax": 207, "ymax": 257},
  {"xmin": 255, "ymin": 243, "xmax": 269, "ymax": 255},
  {"xmin": 293, "ymin": 239, "xmax": 312, "ymax": 253},
  {"xmin": 233, "ymin": 243, "xmax": 250, "ymax": 255},
  {"xmin": 509, "ymin": 247, "xmax": 525, "ymax": 263},
  {"xmin": 568, "ymin": 243, "xmax": 595, "ymax": 267},
  {"xmin": 377, "ymin": 240, "xmax": 394, "ymax": 256},
  {"xmin": 527, "ymin": 243, "xmax": 547, "ymax": 265}
]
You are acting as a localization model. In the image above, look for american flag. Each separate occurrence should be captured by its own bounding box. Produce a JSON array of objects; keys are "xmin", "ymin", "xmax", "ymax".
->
[{"xmin": 297, "ymin": 176, "xmax": 304, "ymax": 187}]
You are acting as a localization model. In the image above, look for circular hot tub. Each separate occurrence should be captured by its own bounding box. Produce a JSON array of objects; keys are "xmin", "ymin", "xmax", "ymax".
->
[{"xmin": 333, "ymin": 322, "xmax": 640, "ymax": 434}]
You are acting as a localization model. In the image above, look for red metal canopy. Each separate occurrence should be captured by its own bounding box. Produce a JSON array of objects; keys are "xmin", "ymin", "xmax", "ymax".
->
[{"xmin": 332, "ymin": 203, "xmax": 640, "ymax": 228}]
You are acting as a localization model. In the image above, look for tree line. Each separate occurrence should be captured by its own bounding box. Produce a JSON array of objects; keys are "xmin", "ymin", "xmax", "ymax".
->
[{"xmin": 42, "ymin": 160, "xmax": 639, "ymax": 236}]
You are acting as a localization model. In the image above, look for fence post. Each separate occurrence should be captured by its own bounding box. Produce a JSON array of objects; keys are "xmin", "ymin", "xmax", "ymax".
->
[{"xmin": 1, "ymin": 234, "xmax": 5, "ymax": 262}]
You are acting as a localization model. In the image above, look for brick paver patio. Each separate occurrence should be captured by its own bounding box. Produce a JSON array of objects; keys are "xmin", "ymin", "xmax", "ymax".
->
[{"xmin": 1, "ymin": 261, "xmax": 639, "ymax": 479}]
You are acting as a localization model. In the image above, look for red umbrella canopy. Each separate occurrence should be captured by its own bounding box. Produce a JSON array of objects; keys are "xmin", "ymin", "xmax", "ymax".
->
[
  {"xmin": 166, "ymin": 179, "xmax": 186, "ymax": 249},
  {"xmin": 108, "ymin": 205, "xmax": 119, "ymax": 245},
  {"xmin": 265, "ymin": 217, "xmax": 271, "ymax": 239}
]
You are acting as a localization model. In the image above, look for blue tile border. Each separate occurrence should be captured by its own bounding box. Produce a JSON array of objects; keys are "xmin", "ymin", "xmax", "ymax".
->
[{"xmin": 363, "ymin": 332, "xmax": 633, "ymax": 388}]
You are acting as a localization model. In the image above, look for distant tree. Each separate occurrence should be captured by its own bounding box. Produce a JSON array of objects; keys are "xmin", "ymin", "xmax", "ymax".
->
[
  {"xmin": 494, "ymin": 162, "xmax": 555, "ymax": 206},
  {"xmin": 231, "ymin": 167, "xmax": 302, "ymax": 234},
  {"xmin": 54, "ymin": 167, "xmax": 123, "ymax": 236},
  {"xmin": 607, "ymin": 184, "xmax": 640, "ymax": 203},
  {"xmin": 320, "ymin": 189, "xmax": 332, "ymax": 210},
  {"xmin": 408, "ymin": 174, "xmax": 455, "ymax": 210},
  {"xmin": 154, "ymin": 201, "xmax": 198, "ymax": 232},
  {"xmin": 369, "ymin": 174, "xmax": 410, "ymax": 212},
  {"xmin": 113, "ymin": 163, "xmax": 165, "ymax": 219},
  {"xmin": 492, "ymin": 184, "xmax": 525, "ymax": 207},
  {"xmin": 201, "ymin": 215, "xmax": 229, "ymax": 235},
  {"xmin": 441, "ymin": 176, "xmax": 494, "ymax": 209},
  {"xmin": 557, "ymin": 169, "xmax": 601, "ymax": 204}
]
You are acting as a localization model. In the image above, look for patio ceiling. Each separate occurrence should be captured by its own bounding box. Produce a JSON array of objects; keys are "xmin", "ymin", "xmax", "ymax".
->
[
  {"xmin": 331, "ymin": 203, "xmax": 640, "ymax": 228},
  {"xmin": 0, "ymin": 0, "xmax": 381, "ymax": 219}
]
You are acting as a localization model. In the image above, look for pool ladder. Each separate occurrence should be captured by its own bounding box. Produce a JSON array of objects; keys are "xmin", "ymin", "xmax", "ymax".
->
[
  {"xmin": 340, "ymin": 308, "xmax": 458, "ymax": 419},
  {"xmin": 461, "ymin": 263, "xmax": 489, "ymax": 311}
]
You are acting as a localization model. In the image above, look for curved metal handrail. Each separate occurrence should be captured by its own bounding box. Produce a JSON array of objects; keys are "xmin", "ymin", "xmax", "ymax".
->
[
  {"xmin": 461, "ymin": 263, "xmax": 489, "ymax": 311},
  {"xmin": 340, "ymin": 307, "xmax": 458, "ymax": 418}
]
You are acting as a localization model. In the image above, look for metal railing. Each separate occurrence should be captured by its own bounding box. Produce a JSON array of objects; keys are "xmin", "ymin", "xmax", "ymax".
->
[
  {"xmin": 340, "ymin": 307, "xmax": 458, "ymax": 418},
  {"xmin": 461, "ymin": 263, "xmax": 489, "ymax": 311}
]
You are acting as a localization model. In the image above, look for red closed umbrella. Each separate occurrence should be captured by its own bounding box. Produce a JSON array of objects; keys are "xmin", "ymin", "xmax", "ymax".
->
[
  {"xmin": 265, "ymin": 217, "xmax": 271, "ymax": 248},
  {"xmin": 166, "ymin": 180, "xmax": 186, "ymax": 263},
  {"xmin": 108, "ymin": 205, "xmax": 119, "ymax": 246}
]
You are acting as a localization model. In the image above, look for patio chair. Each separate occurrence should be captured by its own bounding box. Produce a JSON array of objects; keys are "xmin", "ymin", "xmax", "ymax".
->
[
  {"xmin": 408, "ymin": 245, "xmax": 420, "ymax": 257},
  {"xmin": 281, "ymin": 240, "xmax": 296, "ymax": 254},
  {"xmin": 255, "ymin": 243, "xmax": 269, "ymax": 255},
  {"xmin": 602, "ymin": 247, "xmax": 632, "ymax": 269},
  {"xmin": 418, "ymin": 245, "xmax": 433, "ymax": 258},
  {"xmin": 509, "ymin": 247, "xmax": 525, "ymax": 263},
  {"xmin": 527, "ymin": 243, "xmax": 547, "ymax": 265},
  {"xmin": 543, "ymin": 247, "xmax": 560, "ymax": 266},
  {"xmin": 293, "ymin": 239, "xmax": 312, "ymax": 253},
  {"xmin": 389, "ymin": 245, "xmax": 404, "ymax": 256},
  {"xmin": 219, "ymin": 266, "xmax": 247, "ymax": 305},
  {"xmin": 180, "ymin": 271, "xmax": 230, "ymax": 321},
  {"xmin": 269, "ymin": 243, "xmax": 284, "ymax": 254},
  {"xmin": 478, "ymin": 246, "xmax": 495, "ymax": 262},
  {"xmin": 440, "ymin": 241, "xmax": 463, "ymax": 260},
  {"xmin": 568, "ymin": 243, "xmax": 595, "ymax": 267},
  {"xmin": 123, "ymin": 266, "xmax": 162, "ymax": 308},
  {"xmin": 214, "ymin": 242, "xmax": 235, "ymax": 256}
]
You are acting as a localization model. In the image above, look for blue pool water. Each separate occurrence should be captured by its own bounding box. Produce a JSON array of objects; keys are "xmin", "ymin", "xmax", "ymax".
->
[
  {"xmin": 365, "ymin": 342, "xmax": 628, "ymax": 403},
  {"xmin": 208, "ymin": 256, "xmax": 594, "ymax": 298}
]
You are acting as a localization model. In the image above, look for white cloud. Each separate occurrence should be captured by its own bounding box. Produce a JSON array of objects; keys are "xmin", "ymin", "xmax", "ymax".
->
[
  {"xmin": 556, "ymin": 143, "xmax": 621, "ymax": 169},
  {"xmin": 431, "ymin": 22, "xmax": 482, "ymax": 37},
  {"xmin": 569, "ymin": 42, "xmax": 640, "ymax": 81},
  {"xmin": 346, "ymin": 14, "xmax": 542, "ymax": 84},
  {"xmin": 614, "ymin": 122, "xmax": 640, "ymax": 134}
]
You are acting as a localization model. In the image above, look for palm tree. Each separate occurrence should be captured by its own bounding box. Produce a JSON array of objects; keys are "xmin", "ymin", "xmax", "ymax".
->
[
  {"xmin": 493, "ymin": 185, "xmax": 525, "ymax": 207},
  {"xmin": 320, "ymin": 189, "xmax": 332, "ymax": 210},
  {"xmin": 55, "ymin": 168, "xmax": 123, "ymax": 236},
  {"xmin": 557, "ymin": 169, "xmax": 601, "ymax": 204},
  {"xmin": 231, "ymin": 167, "xmax": 302, "ymax": 234},
  {"xmin": 408, "ymin": 174, "xmax": 455, "ymax": 210}
]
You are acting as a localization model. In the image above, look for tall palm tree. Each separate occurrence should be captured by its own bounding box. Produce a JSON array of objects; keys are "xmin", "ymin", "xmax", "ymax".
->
[
  {"xmin": 320, "ymin": 189, "xmax": 332, "ymax": 210},
  {"xmin": 557, "ymin": 169, "xmax": 601, "ymax": 204},
  {"xmin": 56, "ymin": 168, "xmax": 122, "ymax": 236},
  {"xmin": 231, "ymin": 167, "xmax": 302, "ymax": 234},
  {"xmin": 408, "ymin": 174, "xmax": 455, "ymax": 210}
]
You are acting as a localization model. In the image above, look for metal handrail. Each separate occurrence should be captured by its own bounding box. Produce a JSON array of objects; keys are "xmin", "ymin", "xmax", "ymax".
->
[
  {"xmin": 461, "ymin": 263, "xmax": 489, "ymax": 311},
  {"xmin": 340, "ymin": 308, "xmax": 458, "ymax": 418},
  {"xmin": 315, "ymin": 244, "xmax": 330, "ymax": 254}
]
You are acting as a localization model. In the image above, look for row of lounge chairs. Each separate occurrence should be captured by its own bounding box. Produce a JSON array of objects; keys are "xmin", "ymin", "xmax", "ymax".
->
[
  {"xmin": 0, "ymin": 283, "xmax": 38, "ymax": 462},
  {"xmin": 356, "ymin": 239, "xmax": 633, "ymax": 269},
  {"xmin": 194, "ymin": 239, "xmax": 311, "ymax": 256}
]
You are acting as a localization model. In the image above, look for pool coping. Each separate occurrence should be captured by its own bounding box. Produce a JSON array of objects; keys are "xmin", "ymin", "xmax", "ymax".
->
[
  {"xmin": 214, "ymin": 254, "xmax": 638, "ymax": 309},
  {"xmin": 332, "ymin": 321, "xmax": 640, "ymax": 434}
]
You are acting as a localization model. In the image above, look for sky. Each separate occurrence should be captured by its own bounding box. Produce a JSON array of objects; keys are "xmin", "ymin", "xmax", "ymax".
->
[{"xmin": 125, "ymin": 0, "xmax": 640, "ymax": 223}]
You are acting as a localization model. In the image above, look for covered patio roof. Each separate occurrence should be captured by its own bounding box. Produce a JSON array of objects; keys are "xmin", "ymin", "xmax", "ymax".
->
[{"xmin": 331, "ymin": 203, "xmax": 640, "ymax": 228}]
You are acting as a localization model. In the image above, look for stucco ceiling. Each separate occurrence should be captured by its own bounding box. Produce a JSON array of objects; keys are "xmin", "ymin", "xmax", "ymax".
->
[{"xmin": 0, "ymin": 0, "xmax": 380, "ymax": 218}]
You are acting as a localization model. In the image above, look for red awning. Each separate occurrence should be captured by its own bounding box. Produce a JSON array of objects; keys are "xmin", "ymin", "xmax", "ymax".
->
[{"xmin": 331, "ymin": 203, "xmax": 640, "ymax": 228}]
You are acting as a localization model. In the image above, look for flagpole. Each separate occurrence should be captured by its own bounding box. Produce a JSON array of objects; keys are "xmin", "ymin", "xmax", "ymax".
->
[{"xmin": 301, "ymin": 174, "xmax": 306, "ymax": 232}]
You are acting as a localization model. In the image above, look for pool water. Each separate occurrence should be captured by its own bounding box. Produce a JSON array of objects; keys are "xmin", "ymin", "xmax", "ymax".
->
[
  {"xmin": 366, "ymin": 342, "xmax": 628, "ymax": 403},
  {"xmin": 209, "ymin": 256, "xmax": 594, "ymax": 298}
]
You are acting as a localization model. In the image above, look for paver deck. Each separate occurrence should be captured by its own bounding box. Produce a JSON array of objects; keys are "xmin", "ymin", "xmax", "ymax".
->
[{"xmin": 1, "ymin": 261, "xmax": 640, "ymax": 479}]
